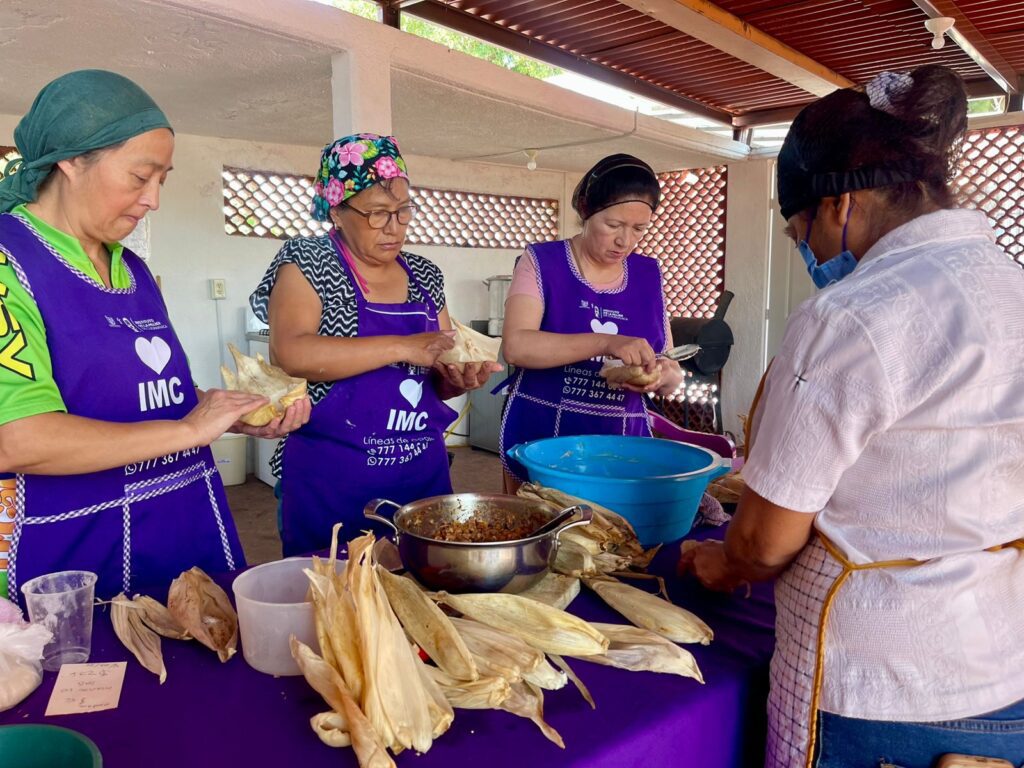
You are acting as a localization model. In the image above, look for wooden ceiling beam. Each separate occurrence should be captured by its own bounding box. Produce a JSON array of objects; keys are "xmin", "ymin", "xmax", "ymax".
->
[
  {"xmin": 404, "ymin": 1, "xmax": 737, "ymax": 124},
  {"xmin": 614, "ymin": 0, "xmax": 853, "ymax": 98}
]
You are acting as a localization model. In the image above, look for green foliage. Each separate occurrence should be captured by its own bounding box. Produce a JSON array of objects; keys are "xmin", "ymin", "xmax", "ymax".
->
[{"xmin": 330, "ymin": 0, "xmax": 560, "ymax": 79}]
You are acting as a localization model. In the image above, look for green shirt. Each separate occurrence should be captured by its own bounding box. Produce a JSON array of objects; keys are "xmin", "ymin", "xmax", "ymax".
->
[{"xmin": 0, "ymin": 205, "xmax": 129, "ymax": 426}]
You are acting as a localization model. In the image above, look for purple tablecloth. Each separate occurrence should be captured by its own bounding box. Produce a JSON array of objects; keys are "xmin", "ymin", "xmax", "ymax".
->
[{"xmin": 1, "ymin": 528, "xmax": 775, "ymax": 767}]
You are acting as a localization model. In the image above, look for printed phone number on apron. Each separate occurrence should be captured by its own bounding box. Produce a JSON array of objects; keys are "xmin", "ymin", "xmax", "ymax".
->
[
  {"xmin": 561, "ymin": 374, "xmax": 627, "ymax": 403},
  {"xmin": 125, "ymin": 447, "xmax": 203, "ymax": 475},
  {"xmin": 364, "ymin": 436, "xmax": 435, "ymax": 467}
]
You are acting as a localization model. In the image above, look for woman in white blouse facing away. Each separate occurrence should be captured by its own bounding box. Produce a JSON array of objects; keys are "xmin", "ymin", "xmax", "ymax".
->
[{"xmin": 680, "ymin": 66, "xmax": 1024, "ymax": 768}]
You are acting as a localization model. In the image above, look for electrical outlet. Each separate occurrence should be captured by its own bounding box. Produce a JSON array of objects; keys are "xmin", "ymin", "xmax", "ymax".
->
[{"xmin": 209, "ymin": 278, "xmax": 227, "ymax": 300}]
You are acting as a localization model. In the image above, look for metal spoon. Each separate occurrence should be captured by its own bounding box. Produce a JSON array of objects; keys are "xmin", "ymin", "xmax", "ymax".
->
[
  {"xmin": 662, "ymin": 343, "xmax": 701, "ymax": 362},
  {"xmin": 528, "ymin": 506, "xmax": 583, "ymax": 538}
]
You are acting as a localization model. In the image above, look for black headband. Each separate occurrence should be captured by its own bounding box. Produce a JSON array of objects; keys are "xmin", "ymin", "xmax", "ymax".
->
[{"xmin": 779, "ymin": 160, "xmax": 924, "ymax": 220}]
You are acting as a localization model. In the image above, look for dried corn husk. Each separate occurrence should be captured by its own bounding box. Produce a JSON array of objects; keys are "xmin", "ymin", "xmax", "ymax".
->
[
  {"xmin": 291, "ymin": 637, "xmax": 395, "ymax": 768},
  {"xmin": 518, "ymin": 484, "xmax": 642, "ymax": 558},
  {"xmin": 518, "ymin": 572, "xmax": 580, "ymax": 611},
  {"xmin": 450, "ymin": 617, "xmax": 543, "ymax": 683},
  {"xmin": 549, "ymin": 654, "xmax": 594, "ymax": 709},
  {"xmin": 436, "ymin": 318, "xmax": 501, "ymax": 364},
  {"xmin": 111, "ymin": 594, "xmax": 166, "ymax": 683},
  {"xmin": 707, "ymin": 471, "xmax": 746, "ymax": 504},
  {"xmin": 311, "ymin": 712, "xmax": 353, "ymax": 748},
  {"xmin": 522, "ymin": 656, "xmax": 567, "ymax": 691},
  {"xmin": 413, "ymin": 657, "xmax": 456, "ymax": 739},
  {"xmin": 167, "ymin": 567, "xmax": 238, "ymax": 662},
  {"xmin": 372, "ymin": 537, "xmax": 403, "ymax": 573},
  {"xmin": 585, "ymin": 577, "xmax": 713, "ymax": 645},
  {"xmin": 347, "ymin": 534, "xmax": 441, "ymax": 754},
  {"xmin": 500, "ymin": 682, "xmax": 564, "ymax": 749},
  {"xmin": 438, "ymin": 592, "xmax": 609, "ymax": 657},
  {"xmin": 378, "ymin": 568, "xmax": 478, "ymax": 682},
  {"xmin": 424, "ymin": 666, "xmax": 511, "ymax": 710},
  {"xmin": 551, "ymin": 538, "xmax": 600, "ymax": 577},
  {"xmin": 599, "ymin": 361, "xmax": 659, "ymax": 388},
  {"xmin": 576, "ymin": 623, "xmax": 704, "ymax": 683},
  {"xmin": 132, "ymin": 594, "xmax": 190, "ymax": 640},
  {"xmin": 221, "ymin": 342, "xmax": 307, "ymax": 426}
]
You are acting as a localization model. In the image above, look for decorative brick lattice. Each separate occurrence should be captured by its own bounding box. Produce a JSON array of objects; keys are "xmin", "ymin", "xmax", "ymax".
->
[
  {"xmin": 640, "ymin": 167, "xmax": 728, "ymax": 319},
  {"xmin": 0, "ymin": 147, "xmax": 19, "ymax": 182},
  {"xmin": 223, "ymin": 168, "xmax": 328, "ymax": 239},
  {"xmin": 959, "ymin": 125, "xmax": 1024, "ymax": 264},
  {"xmin": 222, "ymin": 167, "xmax": 559, "ymax": 248},
  {"xmin": 406, "ymin": 188, "xmax": 558, "ymax": 249},
  {"xmin": 654, "ymin": 371, "xmax": 722, "ymax": 435}
]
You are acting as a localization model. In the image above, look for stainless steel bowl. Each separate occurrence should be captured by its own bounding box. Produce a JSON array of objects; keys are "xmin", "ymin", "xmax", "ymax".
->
[{"xmin": 364, "ymin": 493, "xmax": 591, "ymax": 593}]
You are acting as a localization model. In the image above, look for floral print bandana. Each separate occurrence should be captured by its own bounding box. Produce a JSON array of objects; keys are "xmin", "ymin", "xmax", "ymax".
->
[{"xmin": 311, "ymin": 133, "xmax": 409, "ymax": 222}]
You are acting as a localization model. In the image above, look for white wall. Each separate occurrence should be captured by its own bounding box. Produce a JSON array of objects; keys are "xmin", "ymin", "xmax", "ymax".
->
[
  {"xmin": 721, "ymin": 159, "xmax": 773, "ymax": 442},
  {"xmin": 0, "ymin": 117, "xmax": 568, "ymax": 449}
]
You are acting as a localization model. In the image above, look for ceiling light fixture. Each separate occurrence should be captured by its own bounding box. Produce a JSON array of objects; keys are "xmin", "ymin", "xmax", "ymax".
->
[
  {"xmin": 924, "ymin": 16, "xmax": 955, "ymax": 50},
  {"xmin": 525, "ymin": 149, "xmax": 538, "ymax": 171}
]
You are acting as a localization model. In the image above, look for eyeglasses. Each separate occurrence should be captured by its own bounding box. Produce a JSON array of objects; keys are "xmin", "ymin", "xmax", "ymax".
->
[{"xmin": 344, "ymin": 203, "xmax": 417, "ymax": 230}]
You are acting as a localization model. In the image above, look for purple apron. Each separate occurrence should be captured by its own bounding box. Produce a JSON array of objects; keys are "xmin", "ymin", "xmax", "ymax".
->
[
  {"xmin": 500, "ymin": 239, "xmax": 666, "ymax": 480},
  {"xmin": 0, "ymin": 214, "xmax": 244, "ymax": 603},
  {"xmin": 278, "ymin": 235, "xmax": 456, "ymax": 556}
]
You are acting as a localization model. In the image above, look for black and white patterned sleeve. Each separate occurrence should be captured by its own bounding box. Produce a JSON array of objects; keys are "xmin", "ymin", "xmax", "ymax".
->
[
  {"xmin": 405, "ymin": 253, "xmax": 447, "ymax": 312},
  {"xmin": 249, "ymin": 236, "xmax": 341, "ymax": 322}
]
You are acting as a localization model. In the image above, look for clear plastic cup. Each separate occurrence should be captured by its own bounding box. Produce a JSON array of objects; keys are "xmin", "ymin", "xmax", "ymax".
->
[
  {"xmin": 20, "ymin": 570, "xmax": 97, "ymax": 671},
  {"xmin": 232, "ymin": 558, "xmax": 337, "ymax": 677}
]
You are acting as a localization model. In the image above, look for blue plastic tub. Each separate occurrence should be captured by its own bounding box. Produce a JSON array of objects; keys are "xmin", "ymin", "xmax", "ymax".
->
[{"xmin": 507, "ymin": 434, "xmax": 731, "ymax": 546}]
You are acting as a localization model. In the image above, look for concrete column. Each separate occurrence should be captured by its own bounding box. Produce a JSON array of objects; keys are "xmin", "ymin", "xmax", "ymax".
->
[
  {"xmin": 331, "ymin": 50, "xmax": 392, "ymax": 138},
  {"xmin": 720, "ymin": 158, "xmax": 773, "ymax": 442}
]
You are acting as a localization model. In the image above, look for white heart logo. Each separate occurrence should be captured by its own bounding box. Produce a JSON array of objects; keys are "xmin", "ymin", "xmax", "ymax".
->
[
  {"xmin": 590, "ymin": 318, "xmax": 619, "ymax": 335},
  {"xmin": 399, "ymin": 379, "xmax": 423, "ymax": 409},
  {"xmin": 135, "ymin": 336, "xmax": 172, "ymax": 375}
]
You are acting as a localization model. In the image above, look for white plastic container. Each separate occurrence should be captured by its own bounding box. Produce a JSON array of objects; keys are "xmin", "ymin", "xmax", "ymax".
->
[
  {"xmin": 232, "ymin": 557, "xmax": 343, "ymax": 676},
  {"xmin": 210, "ymin": 433, "xmax": 247, "ymax": 486}
]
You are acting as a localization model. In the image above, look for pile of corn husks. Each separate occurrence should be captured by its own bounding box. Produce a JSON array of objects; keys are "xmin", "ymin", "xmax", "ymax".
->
[
  {"xmin": 111, "ymin": 566, "xmax": 238, "ymax": 684},
  {"xmin": 292, "ymin": 484, "xmax": 712, "ymax": 766}
]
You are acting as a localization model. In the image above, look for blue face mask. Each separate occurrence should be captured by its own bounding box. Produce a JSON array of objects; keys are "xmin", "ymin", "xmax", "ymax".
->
[{"xmin": 797, "ymin": 211, "xmax": 858, "ymax": 289}]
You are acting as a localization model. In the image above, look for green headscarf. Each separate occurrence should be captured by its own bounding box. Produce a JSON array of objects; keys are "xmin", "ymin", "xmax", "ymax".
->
[{"xmin": 0, "ymin": 69, "xmax": 173, "ymax": 213}]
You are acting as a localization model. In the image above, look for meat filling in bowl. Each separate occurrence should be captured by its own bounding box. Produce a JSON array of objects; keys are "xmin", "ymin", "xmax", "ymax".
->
[{"xmin": 405, "ymin": 508, "xmax": 550, "ymax": 543}]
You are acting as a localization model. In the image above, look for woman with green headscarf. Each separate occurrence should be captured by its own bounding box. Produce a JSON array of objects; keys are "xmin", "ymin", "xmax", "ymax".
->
[{"xmin": 0, "ymin": 70, "xmax": 310, "ymax": 603}]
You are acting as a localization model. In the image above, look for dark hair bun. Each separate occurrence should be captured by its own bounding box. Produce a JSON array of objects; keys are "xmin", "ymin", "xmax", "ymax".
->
[
  {"xmin": 777, "ymin": 64, "xmax": 968, "ymax": 220},
  {"xmin": 572, "ymin": 154, "xmax": 660, "ymax": 220}
]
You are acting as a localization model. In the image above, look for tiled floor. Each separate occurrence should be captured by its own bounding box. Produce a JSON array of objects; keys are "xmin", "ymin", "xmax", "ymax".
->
[{"xmin": 225, "ymin": 446, "xmax": 504, "ymax": 565}]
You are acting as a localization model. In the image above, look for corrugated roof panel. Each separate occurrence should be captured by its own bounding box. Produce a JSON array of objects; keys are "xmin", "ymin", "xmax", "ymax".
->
[
  {"xmin": 954, "ymin": 0, "xmax": 1024, "ymax": 71},
  {"xmin": 438, "ymin": 0, "xmax": 816, "ymax": 114}
]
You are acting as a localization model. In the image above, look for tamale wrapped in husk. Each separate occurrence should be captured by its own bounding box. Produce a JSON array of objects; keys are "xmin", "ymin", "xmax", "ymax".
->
[
  {"xmin": 450, "ymin": 617, "xmax": 544, "ymax": 684},
  {"xmin": 111, "ymin": 594, "xmax": 166, "ymax": 683},
  {"xmin": 436, "ymin": 318, "xmax": 501, "ymax": 364},
  {"xmin": 584, "ymin": 576, "xmax": 713, "ymax": 645},
  {"xmin": 132, "ymin": 594, "xmax": 189, "ymax": 640},
  {"xmin": 424, "ymin": 666, "xmax": 511, "ymax": 710},
  {"xmin": 378, "ymin": 568, "xmax": 478, "ymax": 682},
  {"xmin": 438, "ymin": 592, "xmax": 609, "ymax": 657},
  {"xmin": 575, "ymin": 623, "xmax": 704, "ymax": 683},
  {"xmin": 167, "ymin": 567, "xmax": 238, "ymax": 662},
  {"xmin": 220, "ymin": 342, "xmax": 307, "ymax": 426}
]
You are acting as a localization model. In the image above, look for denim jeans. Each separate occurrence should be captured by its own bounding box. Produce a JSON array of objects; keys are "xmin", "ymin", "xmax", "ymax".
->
[{"xmin": 815, "ymin": 696, "xmax": 1024, "ymax": 768}]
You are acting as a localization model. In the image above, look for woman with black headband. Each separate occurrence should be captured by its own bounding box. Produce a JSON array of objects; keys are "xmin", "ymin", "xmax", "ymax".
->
[
  {"xmin": 681, "ymin": 66, "xmax": 1024, "ymax": 767},
  {"xmin": 499, "ymin": 154, "xmax": 683, "ymax": 491}
]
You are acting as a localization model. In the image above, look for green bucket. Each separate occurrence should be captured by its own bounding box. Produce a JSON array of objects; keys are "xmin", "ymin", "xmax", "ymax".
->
[{"xmin": 0, "ymin": 724, "xmax": 102, "ymax": 767}]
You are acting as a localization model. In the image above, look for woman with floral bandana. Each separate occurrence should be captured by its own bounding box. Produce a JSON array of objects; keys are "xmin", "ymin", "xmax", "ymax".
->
[{"xmin": 250, "ymin": 134, "xmax": 499, "ymax": 556}]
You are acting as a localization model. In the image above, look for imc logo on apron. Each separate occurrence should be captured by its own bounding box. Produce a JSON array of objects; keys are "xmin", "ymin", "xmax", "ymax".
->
[
  {"xmin": 135, "ymin": 337, "xmax": 186, "ymax": 413},
  {"xmin": 386, "ymin": 378, "xmax": 429, "ymax": 431}
]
